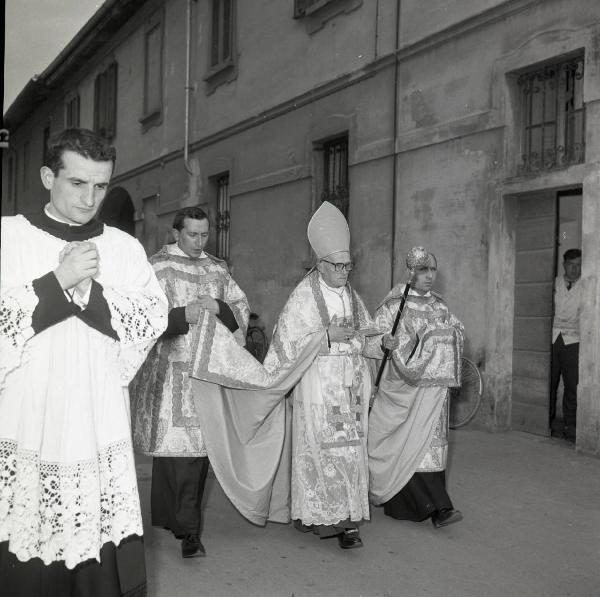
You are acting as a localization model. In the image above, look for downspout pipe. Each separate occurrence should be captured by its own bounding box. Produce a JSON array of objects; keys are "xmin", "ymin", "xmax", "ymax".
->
[
  {"xmin": 184, "ymin": 0, "xmax": 193, "ymax": 174},
  {"xmin": 390, "ymin": 1, "xmax": 401, "ymax": 287}
]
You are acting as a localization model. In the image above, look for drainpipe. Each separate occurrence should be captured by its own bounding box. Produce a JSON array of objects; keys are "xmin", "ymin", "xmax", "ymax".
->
[
  {"xmin": 390, "ymin": 1, "xmax": 401, "ymax": 287},
  {"xmin": 183, "ymin": 0, "xmax": 193, "ymax": 174}
]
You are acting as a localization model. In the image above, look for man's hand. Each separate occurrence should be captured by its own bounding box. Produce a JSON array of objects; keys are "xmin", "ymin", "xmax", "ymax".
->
[
  {"xmin": 54, "ymin": 242, "xmax": 98, "ymax": 291},
  {"xmin": 328, "ymin": 324, "xmax": 355, "ymax": 343},
  {"xmin": 382, "ymin": 333, "xmax": 399, "ymax": 351},
  {"xmin": 185, "ymin": 296, "xmax": 220, "ymax": 324},
  {"xmin": 196, "ymin": 295, "xmax": 220, "ymax": 315}
]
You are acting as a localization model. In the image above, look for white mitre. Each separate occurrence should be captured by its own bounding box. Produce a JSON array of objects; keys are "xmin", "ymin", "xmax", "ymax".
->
[{"xmin": 307, "ymin": 201, "xmax": 350, "ymax": 259}]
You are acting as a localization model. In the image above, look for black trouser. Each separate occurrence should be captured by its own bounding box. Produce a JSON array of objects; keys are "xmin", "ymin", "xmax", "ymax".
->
[
  {"xmin": 550, "ymin": 335, "xmax": 579, "ymax": 430},
  {"xmin": 383, "ymin": 471, "xmax": 453, "ymax": 522},
  {"xmin": 151, "ymin": 457, "xmax": 210, "ymax": 538}
]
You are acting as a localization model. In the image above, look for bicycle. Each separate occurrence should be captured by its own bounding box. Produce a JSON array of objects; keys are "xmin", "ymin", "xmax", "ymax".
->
[
  {"xmin": 449, "ymin": 357, "xmax": 483, "ymax": 429},
  {"xmin": 245, "ymin": 313, "xmax": 269, "ymax": 363}
]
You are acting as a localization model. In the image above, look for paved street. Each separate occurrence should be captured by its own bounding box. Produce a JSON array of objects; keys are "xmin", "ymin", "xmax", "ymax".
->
[{"xmin": 137, "ymin": 429, "xmax": 600, "ymax": 597}]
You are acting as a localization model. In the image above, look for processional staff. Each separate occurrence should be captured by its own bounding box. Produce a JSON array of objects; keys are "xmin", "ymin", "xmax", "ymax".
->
[{"xmin": 370, "ymin": 246, "xmax": 430, "ymax": 406}]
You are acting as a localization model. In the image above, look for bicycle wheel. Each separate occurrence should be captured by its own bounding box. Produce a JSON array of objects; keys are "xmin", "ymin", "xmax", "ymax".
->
[
  {"xmin": 245, "ymin": 327, "xmax": 268, "ymax": 363},
  {"xmin": 449, "ymin": 357, "xmax": 483, "ymax": 429}
]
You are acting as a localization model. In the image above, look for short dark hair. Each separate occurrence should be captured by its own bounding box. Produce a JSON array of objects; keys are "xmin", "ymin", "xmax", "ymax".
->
[
  {"xmin": 563, "ymin": 248, "xmax": 582, "ymax": 262},
  {"xmin": 45, "ymin": 128, "xmax": 116, "ymax": 175},
  {"xmin": 172, "ymin": 206, "xmax": 210, "ymax": 231}
]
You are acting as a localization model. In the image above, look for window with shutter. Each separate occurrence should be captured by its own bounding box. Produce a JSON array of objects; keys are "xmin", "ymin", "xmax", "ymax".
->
[{"xmin": 94, "ymin": 62, "xmax": 118, "ymax": 139}]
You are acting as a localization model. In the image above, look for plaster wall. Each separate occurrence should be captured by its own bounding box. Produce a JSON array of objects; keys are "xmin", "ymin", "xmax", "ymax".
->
[
  {"xmin": 400, "ymin": 0, "xmax": 506, "ymax": 46},
  {"xmin": 183, "ymin": 66, "xmax": 396, "ymax": 329},
  {"xmin": 395, "ymin": 131, "xmax": 499, "ymax": 369},
  {"xmin": 393, "ymin": 0, "xmax": 600, "ymax": 438},
  {"xmin": 188, "ymin": 0, "xmax": 389, "ymax": 139}
]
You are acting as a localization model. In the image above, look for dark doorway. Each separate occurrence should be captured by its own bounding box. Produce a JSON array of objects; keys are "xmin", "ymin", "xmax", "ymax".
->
[
  {"xmin": 511, "ymin": 187, "xmax": 582, "ymax": 436},
  {"xmin": 98, "ymin": 187, "xmax": 135, "ymax": 235}
]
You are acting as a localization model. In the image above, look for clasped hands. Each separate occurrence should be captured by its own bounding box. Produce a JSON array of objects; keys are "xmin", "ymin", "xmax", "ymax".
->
[
  {"xmin": 54, "ymin": 241, "xmax": 98, "ymax": 297},
  {"xmin": 185, "ymin": 295, "xmax": 220, "ymax": 323}
]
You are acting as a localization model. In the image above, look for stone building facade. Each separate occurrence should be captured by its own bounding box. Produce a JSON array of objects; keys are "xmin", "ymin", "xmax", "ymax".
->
[{"xmin": 3, "ymin": 0, "xmax": 600, "ymax": 454}]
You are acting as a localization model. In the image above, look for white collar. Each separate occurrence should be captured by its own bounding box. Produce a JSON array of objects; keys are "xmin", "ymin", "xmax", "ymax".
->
[
  {"xmin": 171, "ymin": 244, "xmax": 207, "ymax": 259},
  {"xmin": 319, "ymin": 276, "xmax": 347, "ymax": 296},
  {"xmin": 409, "ymin": 287, "xmax": 431, "ymax": 297},
  {"xmin": 44, "ymin": 203, "xmax": 80, "ymax": 226}
]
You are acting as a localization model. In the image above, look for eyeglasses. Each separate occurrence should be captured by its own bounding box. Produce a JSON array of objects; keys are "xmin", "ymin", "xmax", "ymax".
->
[{"xmin": 321, "ymin": 259, "xmax": 354, "ymax": 272}]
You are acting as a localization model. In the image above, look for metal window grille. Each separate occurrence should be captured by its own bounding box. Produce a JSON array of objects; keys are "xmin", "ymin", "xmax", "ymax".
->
[
  {"xmin": 94, "ymin": 62, "xmax": 118, "ymax": 139},
  {"xmin": 66, "ymin": 95, "xmax": 80, "ymax": 128},
  {"xmin": 517, "ymin": 55, "xmax": 585, "ymax": 174},
  {"xmin": 216, "ymin": 174, "xmax": 230, "ymax": 260},
  {"xmin": 321, "ymin": 136, "xmax": 349, "ymax": 218},
  {"xmin": 211, "ymin": 0, "xmax": 233, "ymax": 68}
]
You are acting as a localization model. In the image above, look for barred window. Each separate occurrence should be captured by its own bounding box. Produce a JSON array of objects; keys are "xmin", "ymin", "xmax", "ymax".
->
[
  {"xmin": 65, "ymin": 95, "xmax": 80, "ymax": 128},
  {"xmin": 517, "ymin": 54, "xmax": 585, "ymax": 174},
  {"xmin": 321, "ymin": 135, "xmax": 349, "ymax": 219},
  {"xmin": 94, "ymin": 62, "xmax": 118, "ymax": 139},
  {"xmin": 215, "ymin": 173, "xmax": 231, "ymax": 260}
]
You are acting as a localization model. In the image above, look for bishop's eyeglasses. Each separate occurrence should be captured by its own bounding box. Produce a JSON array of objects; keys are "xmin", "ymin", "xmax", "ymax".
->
[{"xmin": 321, "ymin": 259, "xmax": 354, "ymax": 272}]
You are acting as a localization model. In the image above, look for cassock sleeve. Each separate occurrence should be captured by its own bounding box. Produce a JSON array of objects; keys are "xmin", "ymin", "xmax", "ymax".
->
[
  {"xmin": 31, "ymin": 271, "xmax": 80, "ymax": 334},
  {"xmin": 100, "ymin": 238, "xmax": 168, "ymax": 384},
  {"xmin": 76, "ymin": 279, "xmax": 120, "ymax": 341},
  {"xmin": 223, "ymin": 274, "xmax": 250, "ymax": 338},
  {"xmin": 215, "ymin": 299, "xmax": 239, "ymax": 333},
  {"xmin": 162, "ymin": 306, "xmax": 190, "ymax": 337}
]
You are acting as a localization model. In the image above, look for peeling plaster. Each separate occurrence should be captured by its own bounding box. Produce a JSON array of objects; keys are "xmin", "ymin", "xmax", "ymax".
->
[{"xmin": 409, "ymin": 89, "xmax": 437, "ymax": 128}]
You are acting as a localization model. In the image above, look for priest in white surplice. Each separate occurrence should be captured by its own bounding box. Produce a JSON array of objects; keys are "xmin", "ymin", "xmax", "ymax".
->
[{"xmin": 0, "ymin": 129, "xmax": 167, "ymax": 597}]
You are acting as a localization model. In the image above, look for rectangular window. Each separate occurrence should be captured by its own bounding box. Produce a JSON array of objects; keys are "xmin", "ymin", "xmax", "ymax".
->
[
  {"xmin": 210, "ymin": 0, "xmax": 234, "ymax": 68},
  {"xmin": 65, "ymin": 95, "xmax": 80, "ymax": 128},
  {"xmin": 23, "ymin": 141, "xmax": 30, "ymax": 192},
  {"xmin": 143, "ymin": 14, "xmax": 164, "ymax": 123},
  {"xmin": 321, "ymin": 135, "xmax": 349, "ymax": 218},
  {"xmin": 7, "ymin": 153, "xmax": 17, "ymax": 207},
  {"xmin": 517, "ymin": 54, "xmax": 585, "ymax": 174},
  {"xmin": 42, "ymin": 126, "xmax": 50, "ymax": 167},
  {"xmin": 94, "ymin": 62, "xmax": 118, "ymax": 139},
  {"xmin": 215, "ymin": 173, "xmax": 231, "ymax": 260},
  {"xmin": 294, "ymin": 0, "xmax": 324, "ymax": 17}
]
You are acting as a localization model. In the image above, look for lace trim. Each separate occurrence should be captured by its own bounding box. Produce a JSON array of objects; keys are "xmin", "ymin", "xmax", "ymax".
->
[
  {"xmin": 0, "ymin": 284, "xmax": 38, "ymax": 386},
  {"xmin": 104, "ymin": 290, "xmax": 167, "ymax": 384},
  {"xmin": 107, "ymin": 292, "xmax": 165, "ymax": 345},
  {"xmin": 0, "ymin": 438, "xmax": 143, "ymax": 569}
]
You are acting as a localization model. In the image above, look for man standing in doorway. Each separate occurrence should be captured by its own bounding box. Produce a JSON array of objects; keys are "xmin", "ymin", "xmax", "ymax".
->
[
  {"xmin": 550, "ymin": 248, "xmax": 582, "ymax": 442},
  {"xmin": 130, "ymin": 206, "xmax": 250, "ymax": 558}
]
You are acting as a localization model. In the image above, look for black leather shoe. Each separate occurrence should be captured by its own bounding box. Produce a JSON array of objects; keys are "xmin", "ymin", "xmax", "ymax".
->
[
  {"xmin": 337, "ymin": 529, "xmax": 363, "ymax": 549},
  {"xmin": 163, "ymin": 525, "xmax": 184, "ymax": 539},
  {"xmin": 293, "ymin": 520, "xmax": 314, "ymax": 533},
  {"xmin": 432, "ymin": 509, "xmax": 463, "ymax": 528},
  {"xmin": 181, "ymin": 534, "xmax": 206, "ymax": 558}
]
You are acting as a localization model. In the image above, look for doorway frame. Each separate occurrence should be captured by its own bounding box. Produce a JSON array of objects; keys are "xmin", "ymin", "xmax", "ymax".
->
[{"xmin": 484, "ymin": 165, "xmax": 599, "ymax": 455}]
